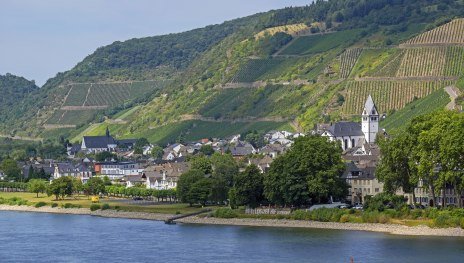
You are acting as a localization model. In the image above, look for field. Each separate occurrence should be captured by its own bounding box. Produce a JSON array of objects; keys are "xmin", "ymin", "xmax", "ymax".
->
[
  {"xmin": 445, "ymin": 46, "xmax": 464, "ymax": 76},
  {"xmin": 350, "ymin": 48, "xmax": 402, "ymax": 78},
  {"xmin": 200, "ymin": 84, "xmax": 325, "ymax": 120},
  {"xmin": 254, "ymin": 23, "xmax": 310, "ymax": 39},
  {"xmin": 62, "ymin": 80, "xmax": 165, "ymax": 107},
  {"xmin": 46, "ymin": 80, "xmax": 167, "ymax": 126},
  {"xmin": 339, "ymin": 48, "xmax": 362, "ymax": 78},
  {"xmin": 396, "ymin": 47, "xmax": 447, "ymax": 77},
  {"xmin": 45, "ymin": 109, "xmax": 99, "ymax": 125},
  {"xmin": 381, "ymin": 89, "xmax": 450, "ymax": 133},
  {"xmin": 341, "ymin": 80, "xmax": 452, "ymax": 115},
  {"xmin": 278, "ymin": 29, "xmax": 361, "ymax": 56},
  {"xmin": 231, "ymin": 58, "xmax": 300, "ymax": 82},
  {"xmin": 0, "ymin": 192, "xmax": 210, "ymax": 214},
  {"xmin": 403, "ymin": 19, "xmax": 464, "ymax": 46}
]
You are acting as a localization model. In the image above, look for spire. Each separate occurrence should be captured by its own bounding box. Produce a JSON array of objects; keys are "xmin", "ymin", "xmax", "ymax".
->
[
  {"xmin": 105, "ymin": 127, "xmax": 110, "ymax": 137},
  {"xmin": 363, "ymin": 95, "xmax": 377, "ymax": 116}
]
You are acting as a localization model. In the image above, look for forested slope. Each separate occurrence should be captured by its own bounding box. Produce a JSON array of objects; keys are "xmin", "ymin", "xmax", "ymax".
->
[{"xmin": 2, "ymin": 0, "xmax": 464, "ymax": 144}]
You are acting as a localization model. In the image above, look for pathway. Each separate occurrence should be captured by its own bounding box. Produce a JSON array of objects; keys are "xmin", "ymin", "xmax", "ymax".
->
[{"xmin": 445, "ymin": 86, "xmax": 461, "ymax": 110}]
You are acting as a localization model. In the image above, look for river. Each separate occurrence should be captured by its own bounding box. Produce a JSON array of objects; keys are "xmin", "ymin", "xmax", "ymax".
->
[{"xmin": 0, "ymin": 211, "xmax": 464, "ymax": 262}]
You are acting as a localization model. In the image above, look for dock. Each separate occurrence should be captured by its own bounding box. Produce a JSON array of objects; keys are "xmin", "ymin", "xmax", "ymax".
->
[{"xmin": 164, "ymin": 209, "xmax": 212, "ymax": 224}]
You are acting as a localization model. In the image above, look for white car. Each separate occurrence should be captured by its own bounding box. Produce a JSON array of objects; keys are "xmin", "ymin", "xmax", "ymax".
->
[{"xmin": 354, "ymin": 204, "xmax": 363, "ymax": 210}]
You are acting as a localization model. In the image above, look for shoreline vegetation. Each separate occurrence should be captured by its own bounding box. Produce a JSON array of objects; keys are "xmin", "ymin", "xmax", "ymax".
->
[{"xmin": 1, "ymin": 204, "xmax": 464, "ymax": 237}]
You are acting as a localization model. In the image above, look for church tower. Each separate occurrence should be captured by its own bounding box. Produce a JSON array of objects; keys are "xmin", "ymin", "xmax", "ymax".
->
[{"xmin": 361, "ymin": 95, "xmax": 379, "ymax": 143}]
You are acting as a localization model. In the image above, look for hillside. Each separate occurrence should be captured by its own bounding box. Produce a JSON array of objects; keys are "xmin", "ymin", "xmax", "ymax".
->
[
  {"xmin": 0, "ymin": 74, "xmax": 40, "ymax": 133},
  {"xmin": 3, "ymin": 0, "xmax": 464, "ymax": 144}
]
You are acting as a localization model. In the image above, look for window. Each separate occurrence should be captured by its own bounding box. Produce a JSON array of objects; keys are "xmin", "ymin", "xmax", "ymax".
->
[{"xmin": 375, "ymin": 188, "xmax": 379, "ymax": 193}]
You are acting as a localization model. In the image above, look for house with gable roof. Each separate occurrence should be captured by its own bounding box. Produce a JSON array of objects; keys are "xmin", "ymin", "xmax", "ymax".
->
[{"xmin": 81, "ymin": 128, "xmax": 118, "ymax": 153}]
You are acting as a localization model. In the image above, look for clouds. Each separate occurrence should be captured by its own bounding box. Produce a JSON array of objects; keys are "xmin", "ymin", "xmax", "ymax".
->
[{"xmin": 0, "ymin": 0, "xmax": 310, "ymax": 86}]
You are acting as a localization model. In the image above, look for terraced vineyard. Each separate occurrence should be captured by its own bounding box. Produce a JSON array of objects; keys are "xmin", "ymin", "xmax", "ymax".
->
[
  {"xmin": 46, "ymin": 109, "xmax": 98, "ymax": 125},
  {"xmin": 403, "ymin": 19, "xmax": 464, "ymax": 46},
  {"xmin": 62, "ymin": 80, "xmax": 166, "ymax": 107},
  {"xmin": 381, "ymin": 89, "xmax": 450, "ymax": 133},
  {"xmin": 341, "ymin": 80, "xmax": 453, "ymax": 115},
  {"xmin": 339, "ymin": 48, "xmax": 362, "ymax": 78},
  {"xmin": 231, "ymin": 58, "xmax": 299, "ymax": 82},
  {"xmin": 278, "ymin": 29, "xmax": 361, "ymax": 56},
  {"xmin": 445, "ymin": 46, "xmax": 464, "ymax": 76},
  {"xmin": 396, "ymin": 47, "xmax": 447, "ymax": 77},
  {"xmin": 200, "ymin": 84, "xmax": 315, "ymax": 119},
  {"xmin": 370, "ymin": 49, "xmax": 405, "ymax": 77},
  {"xmin": 47, "ymin": 80, "xmax": 168, "ymax": 126}
]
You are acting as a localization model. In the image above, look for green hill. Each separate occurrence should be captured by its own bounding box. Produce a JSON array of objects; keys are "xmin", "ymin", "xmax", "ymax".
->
[{"xmin": 3, "ymin": 0, "xmax": 464, "ymax": 144}]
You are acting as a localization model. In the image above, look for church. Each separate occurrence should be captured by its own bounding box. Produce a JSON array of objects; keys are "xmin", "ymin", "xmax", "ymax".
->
[{"xmin": 322, "ymin": 95, "xmax": 379, "ymax": 151}]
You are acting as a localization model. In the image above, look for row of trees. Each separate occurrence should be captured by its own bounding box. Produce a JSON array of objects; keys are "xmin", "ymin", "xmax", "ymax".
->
[
  {"xmin": 377, "ymin": 110, "xmax": 464, "ymax": 207},
  {"xmin": 106, "ymin": 185, "xmax": 176, "ymax": 202},
  {"xmin": 27, "ymin": 177, "xmax": 109, "ymax": 200},
  {"xmin": 177, "ymin": 136, "xmax": 348, "ymax": 208}
]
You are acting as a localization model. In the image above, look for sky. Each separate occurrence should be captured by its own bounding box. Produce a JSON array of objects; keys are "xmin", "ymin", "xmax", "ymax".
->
[{"xmin": 0, "ymin": 0, "xmax": 311, "ymax": 86}]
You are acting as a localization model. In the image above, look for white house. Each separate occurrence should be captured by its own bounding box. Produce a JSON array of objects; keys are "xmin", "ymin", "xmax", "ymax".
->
[
  {"xmin": 322, "ymin": 95, "xmax": 379, "ymax": 150},
  {"xmin": 98, "ymin": 162, "xmax": 143, "ymax": 180}
]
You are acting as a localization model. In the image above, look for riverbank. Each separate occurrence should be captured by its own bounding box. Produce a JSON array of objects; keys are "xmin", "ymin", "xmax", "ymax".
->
[
  {"xmin": 178, "ymin": 216, "xmax": 464, "ymax": 237},
  {"xmin": 0, "ymin": 204, "xmax": 173, "ymax": 221},
  {"xmin": 1, "ymin": 204, "xmax": 464, "ymax": 237}
]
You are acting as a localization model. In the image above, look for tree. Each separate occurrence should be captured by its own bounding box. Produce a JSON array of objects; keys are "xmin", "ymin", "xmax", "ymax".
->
[
  {"xmin": 244, "ymin": 131, "xmax": 265, "ymax": 148},
  {"xmin": 188, "ymin": 178, "xmax": 212, "ymax": 206},
  {"xmin": 376, "ymin": 133, "xmax": 418, "ymax": 200},
  {"xmin": 234, "ymin": 164, "xmax": 264, "ymax": 208},
  {"xmin": 102, "ymin": 176, "xmax": 112, "ymax": 186},
  {"xmin": 199, "ymin": 145, "xmax": 214, "ymax": 156},
  {"xmin": 28, "ymin": 179, "xmax": 47, "ymax": 198},
  {"xmin": 84, "ymin": 177, "xmax": 106, "ymax": 197},
  {"xmin": 264, "ymin": 136, "xmax": 346, "ymax": 206},
  {"xmin": 177, "ymin": 170, "xmax": 204, "ymax": 205},
  {"xmin": 1, "ymin": 159, "xmax": 21, "ymax": 181},
  {"xmin": 190, "ymin": 156, "xmax": 212, "ymax": 175},
  {"xmin": 211, "ymin": 153, "xmax": 238, "ymax": 187},
  {"xmin": 95, "ymin": 151, "xmax": 116, "ymax": 162},
  {"xmin": 47, "ymin": 176, "xmax": 74, "ymax": 200},
  {"xmin": 72, "ymin": 178, "xmax": 83, "ymax": 196},
  {"xmin": 150, "ymin": 145, "xmax": 164, "ymax": 160}
]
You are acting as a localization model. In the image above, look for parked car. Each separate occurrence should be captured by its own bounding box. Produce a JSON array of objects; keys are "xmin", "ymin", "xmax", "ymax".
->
[
  {"xmin": 354, "ymin": 204, "xmax": 363, "ymax": 210},
  {"xmin": 132, "ymin": 197, "xmax": 143, "ymax": 201},
  {"xmin": 339, "ymin": 203, "xmax": 352, "ymax": 209}
]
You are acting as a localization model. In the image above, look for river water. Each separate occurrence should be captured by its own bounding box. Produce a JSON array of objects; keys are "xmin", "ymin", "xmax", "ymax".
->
[{"xmin": 0, "ymin": 211, "xmax": 464, "ymax": 263}]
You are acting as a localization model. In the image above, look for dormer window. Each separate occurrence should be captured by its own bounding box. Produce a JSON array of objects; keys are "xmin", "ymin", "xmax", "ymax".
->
[{"xmin": 371, "ymin": 110, "xmax": 376, "ymax": 115}]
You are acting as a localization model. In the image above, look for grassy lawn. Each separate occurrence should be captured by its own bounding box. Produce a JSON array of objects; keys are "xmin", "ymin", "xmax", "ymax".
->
[{"xmin": 0, "ymin": 192, "xmax": 217, "ymax": 215}]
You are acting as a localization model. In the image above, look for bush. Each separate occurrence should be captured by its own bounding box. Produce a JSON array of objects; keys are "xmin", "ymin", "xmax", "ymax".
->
[
  {"xmin": 90, "ymin": 204, "xmax": 101, "ymax": 211},
  {"xmin": 214, "ymin": 208, "xmax": 238, "ymax": 218},
  {"xmin": 310, "ymin": 208, "xmax": 344, "ymax": 222},
  {"xmin": 364, "ymin": 193, "xmax": 406, "ymax": 212},
  {"xmin": 114, "ymin": 205, "xmax": 120, "ymax": 210},
  {"xmin": 6, "ymin": 197, "xmax": 28, "ymax": 206},
  {"xmin": 101, "ymin": 203, "xmax": 110, "ymax": 210},
  {"xmin": 292, "ymin": 210, "xmax": 311, "ymax": 220},
  {"xmin": 62, "ymin": 203, "xmax": 80, "ymax": 209},
  {"xmin": 433, "ymin": 211, "xmax": 460, "ymax": 228},
  {"xmin": 340, "ymin": 214, "xmax": 350, "ymax": 223},
  {"xmin": 34, "ymin": 202, "xmax": 47, "ymax": 208},
  {"xmin": 51, "ymin": 203, "xmax": 58, "ymax": 208}
]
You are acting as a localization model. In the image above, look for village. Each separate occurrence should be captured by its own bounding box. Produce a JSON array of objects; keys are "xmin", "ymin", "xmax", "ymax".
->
[{"xmin": 3, "ymin": 96, "xmax": 458, "ymax": 209}]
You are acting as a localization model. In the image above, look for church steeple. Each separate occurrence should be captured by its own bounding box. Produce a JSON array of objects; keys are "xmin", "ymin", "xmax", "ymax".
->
[{"xmin": 361, "ymin": 95, "xmax": 379, "ymax": 143}]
